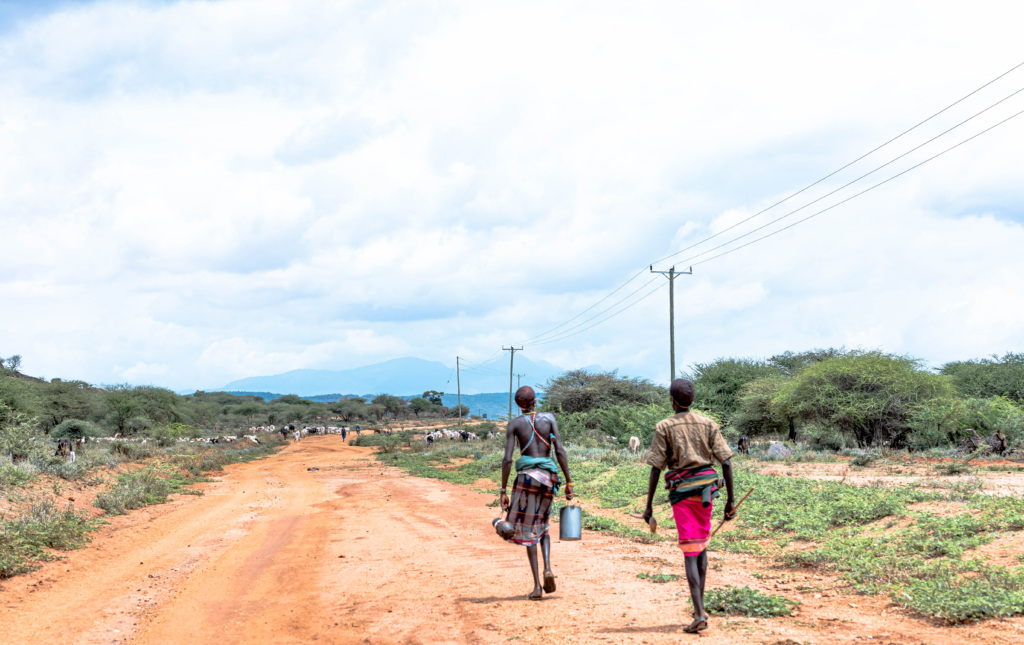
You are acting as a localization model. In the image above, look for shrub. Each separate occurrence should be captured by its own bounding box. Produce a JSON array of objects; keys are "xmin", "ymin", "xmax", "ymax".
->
[
  {"xmin": 0, "ymin": 501, "xmax": 93, "ymax": 578},
  {"xmin": 940, "ymin": 353, "xmax": 1024, "ymax": 404},
  {"xmin": 0, "ymin": 462, "xmax": 35, "ymax": 487},
  {"xmin": 95, "ymin": 469, "xmax": 173, "ymax": 515},
  {"xmin": 51, "ymin": 419, "xmax": 104, "ymax": 439},
  {"xmin": 0, "ymin": 406, "xmax": 43, "ymax": 462},
  {"xmin": 775, "ymin": 351, "xmax": 953, "ymax": 447},
  {"xmin": 704, "ymin": 586, "xmax": 798, "ymax": 617},
  {"xmin": 690, "ymin": 358, "xmax": 784, "ymax": 422},
  {"xmin": 542, "ymin": 369, "xmax": 666, "ymax": 414}
]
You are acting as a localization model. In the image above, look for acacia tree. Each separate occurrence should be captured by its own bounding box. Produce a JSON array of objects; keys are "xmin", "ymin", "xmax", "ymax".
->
[
  {"xmin": 775, "ymin": 351, "xmax": 952, "ymax": 447},
  {"xmin": 542, "ymin": 370, "xmax": 664, "ymax": 414},
  {"xmin": 422, "ymin": 390, "xmax": 444, "ymax": 405},
  {"xmin": 409, "ymin": 397, "xmax": 432, "ymax": 417}
]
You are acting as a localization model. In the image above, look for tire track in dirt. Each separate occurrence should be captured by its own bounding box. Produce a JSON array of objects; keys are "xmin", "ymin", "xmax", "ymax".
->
[{"xmin": 3, "ymin": 436, "xmax": 1024, "ymax": 644}]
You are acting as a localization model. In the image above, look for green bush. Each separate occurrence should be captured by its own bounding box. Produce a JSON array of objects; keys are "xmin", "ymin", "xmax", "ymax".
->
[
  {"xmin": 776, "ymin": 351, "xmax": 953, "ymax": 447},
  {"xmin": 941, "ymin": 353, "xmax": 1024, "ymax": 404},
  {"xmin": 690, "ymin": 358, "xmax": 784, "ymax": 423},
  {"xmin": 704, "ymin": 586, "xmax": 798, "ymax": 617},
  {"xmin": 0, "ymin": 462, "xmax": 35, "ymax": 487},
  {"xmin": 51, "ymin": 418, "xmax": 104, "ymax": 439},
  {"xmin": 0, "ymin": 406, "xmax": 43, "ymax": 462},
  {"xmin": 542, "ymin": 369, "xmax": 666, "ymax": 414},
  {"xmin": 95, "ymin": 469, "xmax": 173, "ymax": 515},
  {"xmin": 0, "ymin": 501, "xmax": 94, "ymax": 578}
]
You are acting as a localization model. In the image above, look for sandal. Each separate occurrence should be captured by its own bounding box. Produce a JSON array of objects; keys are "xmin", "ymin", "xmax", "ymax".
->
[
  {"xmin": 683, "ymin": 616, "xmax": 707, "ymax": 634},
  {"xmin": 528, "ymin": 589, "xmax": 543, "ymax": 601},
  {"xmin": 543, "ymin": 571, "xmax": 557, "ymax": 593}
]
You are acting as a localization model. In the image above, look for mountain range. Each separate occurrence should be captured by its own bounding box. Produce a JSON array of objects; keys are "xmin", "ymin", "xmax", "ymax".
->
[{"xmin": 219, "ymin": 356, "xmax": 576, "ymax": 398}]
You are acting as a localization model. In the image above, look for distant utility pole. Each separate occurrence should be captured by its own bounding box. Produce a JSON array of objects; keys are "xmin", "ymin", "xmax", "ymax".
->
[
  {"xmin": 456, "ymin": 356, "xmax": 462, "ymax": 426},
  {"xmin": 516, "ymin": 373, "xmax": 525, "ymax": 390},
  {"xmin": 649, "ymin": 265, "xmax": 692, "ymax": 382},
  {"xmin": 503, "ymin": 346, "xmax": 523, "ymax": 420}
]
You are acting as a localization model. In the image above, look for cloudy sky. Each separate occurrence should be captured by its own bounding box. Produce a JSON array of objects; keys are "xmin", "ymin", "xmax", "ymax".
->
[{"xmin": 2, "ymin": 0, "xmax": 1023, "ymax": 392}]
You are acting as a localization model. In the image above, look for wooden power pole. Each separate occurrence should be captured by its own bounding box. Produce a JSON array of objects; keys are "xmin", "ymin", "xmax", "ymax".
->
[
  {"xmin": 650, "ymin": 265, "xmax": 692, "ymax": 382},
  {"xmin": 503, "ymin": 346, "xmax": 523, "ymax": 420},
  {"xmin": 456, "ymin": 356, "xmax": 462, "ymax": 425}
]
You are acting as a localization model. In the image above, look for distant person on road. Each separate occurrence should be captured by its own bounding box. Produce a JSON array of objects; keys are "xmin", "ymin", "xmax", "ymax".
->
[
  {"xmin": 341, "ymin": 427, "xmax": 347, "ymax": 441},
  {"xmin": 499, "ymin": 386, "xmax": 574, "ymax": 600},
  {"xmin": 642, "ymin": 378, "xmax": 735, "ymax": 633}
]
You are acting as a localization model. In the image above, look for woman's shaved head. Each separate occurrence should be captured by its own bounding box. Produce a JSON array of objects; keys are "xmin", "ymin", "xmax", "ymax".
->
[
  {"xmin": 670, "ymin": 378, "xmax": 695, "ymax": 408},
  {"xmin": 515, "ymin": 386, "xmax": 536, "ymax": 409}
]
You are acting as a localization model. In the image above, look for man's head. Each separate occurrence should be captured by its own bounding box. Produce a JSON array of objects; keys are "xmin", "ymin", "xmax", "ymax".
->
[
  {"xmin": 669, "ymin": 378, "xmax": 695, "ymax": 411},
  {"xmin": 515, "ymin": 385, "xmax": 536, "ymax": 411}
]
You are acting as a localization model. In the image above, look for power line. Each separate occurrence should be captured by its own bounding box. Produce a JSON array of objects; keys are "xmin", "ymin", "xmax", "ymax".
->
[
  {"xmin": 512, "ymin": 59, "xmax": 1024, "ymax": 351},
  {"xmin": 661, "ymin": 84, "xmax": 1024, "ymax": 268},
  {"xmin": 528, "ymin": 279, "xmax": 667, "ymax": 347},
  {"xmin": 523, "ymin": 275, "xmax": 663, "ymax": 345},
  {"xmin": 516, "ymin": 268, "xmax": 650, "ymax": 344},
  {"xmin": 684, "ymin": 106, "xmax": 1024, "ymax": 267},
  {"xmin": 649, "ymin": 58, "xmax": 1024, "ymax": 268}
]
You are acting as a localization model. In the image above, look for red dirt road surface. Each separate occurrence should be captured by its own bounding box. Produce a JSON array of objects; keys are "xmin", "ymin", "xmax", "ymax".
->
[{"xmin": 3, "ymin": 436, "xmax": 1023, "ymax": 644}]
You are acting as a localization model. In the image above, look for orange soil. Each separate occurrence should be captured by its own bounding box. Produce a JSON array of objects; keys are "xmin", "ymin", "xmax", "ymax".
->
[{"xmin": 3, "ymin": 437, "xmax": 1024, "ymax": 644}]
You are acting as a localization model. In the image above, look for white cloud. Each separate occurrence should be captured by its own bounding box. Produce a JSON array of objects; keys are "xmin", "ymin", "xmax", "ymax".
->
[{"xmin": 1, "ymin": 0, "xmax": 1024, "ymax": 391}]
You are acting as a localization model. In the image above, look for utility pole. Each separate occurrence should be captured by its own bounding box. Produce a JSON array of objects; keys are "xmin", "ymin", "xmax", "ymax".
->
[
  {"xmin": 503, "ymin": 346, "xmax": 523, "ymax": 420},
  {"xmin": 456, "ymin": 356, "xmax": 462, "ymax": 426},
  {"xmin": 516, "ymin": 373, "xmax": 525, "ymax": 389},
  {"xmin": 650, "ymin": 265, "xmax": 692, "ymax": 382}
]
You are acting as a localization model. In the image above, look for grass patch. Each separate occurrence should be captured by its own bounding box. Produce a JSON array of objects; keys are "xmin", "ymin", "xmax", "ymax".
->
[
  {"xmin": 704, "ymin": 586, "xmax": 798, "ymax": 617},
  {"xmin": 636, "ymin": 572, "xmax": 679, "ymax": 583}
]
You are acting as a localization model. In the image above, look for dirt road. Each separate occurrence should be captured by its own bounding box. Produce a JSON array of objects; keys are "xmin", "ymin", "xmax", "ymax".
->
[{"xmin": 2, "ymin": 437, "xmax": 1022, "ymax": 644}]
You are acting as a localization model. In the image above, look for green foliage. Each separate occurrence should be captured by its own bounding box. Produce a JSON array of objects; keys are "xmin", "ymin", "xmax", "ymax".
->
[
  {"xmin": 51, "ymin": 419, "xmax": 104, "ymax": 439},
  {"xmin": 941, "ymin": 353, "xmax": 1024, "ymax": 404},
  {"xmin": 0, "ymin": 405, "xmax": 42, "ymax": 461},
  {"xmin": 542, "ymin": 369, "xmax": 665, "ymax": 414},
  {"xmin": 636, "ymin": 572, "xmax": 679, "ymax": 583},
  {"xmin": 422, "ymin": 390, "xmax": 444, "ymax": 405},
  {"xmin": 409, "ymin": 397, "xmax": 432, "ymax": 416},
  {"xmin": 704, "ymin": 586, "xmax": 798, "ymax": 617},
  {"xmin": 898, "ymin": 572, "xmax": 1024, "ymax": 624},
  {"xmin": 0, "ymin": 463, "xmax": 35, "ymax": 487},
  {"xmin": 40, "ymin": 379, "xmax": 96, "ymax": 430},
  {"xmin": 0, "ymin": 501, "xmax": 94, "ymax": 578},
  {"xmin": 732, "ymin": 376, "xmax": 791, "ymax": 438},
  {"xmin": 776, "ymin": 351, "xmax": 952, "ymax": 447},
  {"xmin": 689, "ymin": 358, "xmax": 783, "ymax": 422},
  {"xmin": 372, "ymin": 394, "xmax": 407, "ymax": 417},
  {"xmin": 448, "ymin": 404, "xmax": 470, "ymax": 417},
  {"xmin": 94, "ymin": 469, "xmax": 173, "ymax": 514}
]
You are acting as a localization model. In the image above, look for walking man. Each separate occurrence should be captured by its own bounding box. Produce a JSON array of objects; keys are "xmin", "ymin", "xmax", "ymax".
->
[
  {"xmin": 500, "ymin": 386, "xmax": 574, "ymax": 600},
  {"xmin": 642, "ymin": 378, "xmax": 735, "ymax": 633}
]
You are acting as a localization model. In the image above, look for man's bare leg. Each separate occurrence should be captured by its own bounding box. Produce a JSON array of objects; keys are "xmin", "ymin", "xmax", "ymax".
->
[
  {"xmin": 525, "ymin": 544, "xmax": 543, "ymax": 599},
  {"xmin": 697, "ymin": 549, "xmax": 708, "ymax": 601},
  {"xmin": 683, "ymin": 553, "xmax": 708, "ymax": 632},
  {"xmin": 540, "ymin": 532, "xmax": 556, "ymax": 592}
]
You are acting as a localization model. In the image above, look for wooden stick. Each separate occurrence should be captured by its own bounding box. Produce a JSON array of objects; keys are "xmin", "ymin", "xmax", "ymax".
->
[
  {"xmin": 626, "ymin": 513, "xmax": 658, "ymax": 533},
  {"xmin": 710, "ymin": 487, "xmax": 754, "ymax": 538}
]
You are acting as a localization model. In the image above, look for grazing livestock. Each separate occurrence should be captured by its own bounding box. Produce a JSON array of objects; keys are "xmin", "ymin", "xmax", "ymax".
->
[
  {"xmin": 628, "ymin": 436, "xmax": 641, "ymax": 455},
  {"xmin": 55, "ymin": 438, "xmax": 72, "ymax": 458},
  {"xmin": 737, "ymin": 435, "xmax": 750, "ymax": 455}
]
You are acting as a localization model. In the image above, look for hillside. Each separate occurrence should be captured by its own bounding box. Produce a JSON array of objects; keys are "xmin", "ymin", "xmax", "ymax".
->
[{"xmin": 219, "ymin": 356, "xmax": 568, "ymax": 397}]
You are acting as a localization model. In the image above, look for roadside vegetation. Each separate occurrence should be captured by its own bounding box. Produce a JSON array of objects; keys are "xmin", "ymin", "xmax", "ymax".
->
[{"xmin": 360, "ymin": 349, "xmax": 1024, "ymax": 625}]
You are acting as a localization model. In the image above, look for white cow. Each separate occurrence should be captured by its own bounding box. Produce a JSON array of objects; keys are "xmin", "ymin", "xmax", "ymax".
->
[{"xmin": 628, "ymin": 436, "xmax": 641, "ymax": 455}]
